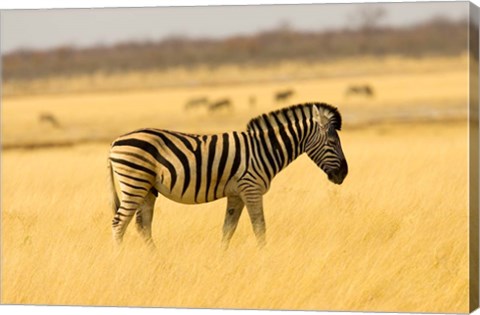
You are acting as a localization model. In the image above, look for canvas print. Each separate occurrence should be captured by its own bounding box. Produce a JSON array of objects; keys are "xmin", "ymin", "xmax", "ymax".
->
[{"xmin": 1, "ymin": 1, "xmax": 479, "ymax": 313}]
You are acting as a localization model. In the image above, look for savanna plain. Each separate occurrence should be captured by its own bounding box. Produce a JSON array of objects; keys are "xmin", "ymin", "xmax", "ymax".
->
[{"xmin": 1, "ymin": 55, "xmax": 471, "ymax": 312}]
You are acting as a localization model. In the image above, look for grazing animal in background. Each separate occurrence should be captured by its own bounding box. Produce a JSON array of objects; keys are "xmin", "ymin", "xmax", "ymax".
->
[
  {"xmin": 209, "ymin": 98, "xmax": 232, "ymax": 112},
  {"xmin": 275, "ymin": 89, "xmax": 295, "ymax": 103},
  {"xmin": 185, "ymin": 97, "xmax": 209, "ymax": 110},
  {"xmin": 345, "ymin": 85, "xmax": 374, "ymax": 98},
  {"xmin": 39, "ymin": 112, "xmax": 61, "ymax": 129},
  {"xmin": 108, "ymin": 103, "xmax": 348, "ymax": 249}
]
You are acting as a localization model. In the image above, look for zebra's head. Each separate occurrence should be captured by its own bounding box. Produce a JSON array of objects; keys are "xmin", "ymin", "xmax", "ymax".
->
[{"xmin": 306, "ymin": 103, "xmax": 348, "ymax": 185}]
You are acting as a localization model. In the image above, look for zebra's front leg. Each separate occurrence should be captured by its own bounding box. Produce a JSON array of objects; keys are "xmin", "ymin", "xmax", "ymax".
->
[
  {"xmin": 135, "ymin": 191, "xmax": 157, "ymax": 249},
  {"xmin": 243, "ymin": 195, "xmax": 266, "ymax": 248},
  {"xmin": 222, "ymin": 196, "xmax": 244, "ymax": 250}
]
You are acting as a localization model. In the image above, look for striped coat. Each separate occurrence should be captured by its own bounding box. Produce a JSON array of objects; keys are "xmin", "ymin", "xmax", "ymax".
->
[{"xmin": 108, "ymin": 102, "xmax": 348, "ymax": 249}]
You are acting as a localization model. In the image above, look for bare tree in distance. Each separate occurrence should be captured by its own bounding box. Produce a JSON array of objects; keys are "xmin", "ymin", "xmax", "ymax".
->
[
  {"xmin": 348, "ymin": 5, "xmax": 387, "ymax": 32},
  {"xmin": 278, "ymin": 20, "xmax": 294, "ymax": 33}
]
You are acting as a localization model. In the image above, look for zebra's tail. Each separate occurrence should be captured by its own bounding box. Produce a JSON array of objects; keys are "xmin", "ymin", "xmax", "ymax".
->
[{"xmin": 107, "ymin": 159, "xmax": 120, "ymax": 215}]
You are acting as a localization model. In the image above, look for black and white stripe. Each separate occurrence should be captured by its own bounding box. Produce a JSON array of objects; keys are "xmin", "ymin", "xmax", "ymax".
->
[{"xmin": 108, "ymin": 102, "xmax": 348, "ymax": 248}]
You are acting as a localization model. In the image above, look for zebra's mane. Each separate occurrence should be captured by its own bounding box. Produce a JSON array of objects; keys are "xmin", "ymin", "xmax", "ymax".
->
[{"xmin": 246, "ymin": 102, "xmax": 342, "ymax": 132}]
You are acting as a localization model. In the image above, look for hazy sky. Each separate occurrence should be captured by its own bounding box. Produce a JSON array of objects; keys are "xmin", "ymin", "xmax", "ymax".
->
[{"xmin": 1, "ymin": 1, "xmax": 469, "ymax": 53}]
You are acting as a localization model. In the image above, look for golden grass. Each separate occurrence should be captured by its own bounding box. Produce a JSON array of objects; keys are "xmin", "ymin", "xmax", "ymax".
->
[
  {"xmin": 1, "ymin": 121, "xmax": 469, "ymax": 312},
  {"xmin": 1, "ymin": 56, "xmax": 468, "ymax": 148},
  {"xmin": 1, "ymin": 55, "xmax": 472, "ymax": 312}
]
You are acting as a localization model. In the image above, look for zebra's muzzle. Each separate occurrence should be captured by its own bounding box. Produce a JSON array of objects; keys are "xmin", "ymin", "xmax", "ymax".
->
[
  {"xmin": 327, "ymin": 160, "xmax": 348, "ymax": 185},
  {"xmin": 328, "ymin": 173, "xmax": 344, "ymax": 185}
]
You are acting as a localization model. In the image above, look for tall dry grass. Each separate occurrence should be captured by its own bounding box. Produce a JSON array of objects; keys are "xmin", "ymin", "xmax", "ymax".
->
[
  {"xmin": 1, "ymin": 121, "xmax": 469, "ymax": 312},
  {"xmin": 1, "ymin": 55, "xmax": 471, "ymax": 311}
]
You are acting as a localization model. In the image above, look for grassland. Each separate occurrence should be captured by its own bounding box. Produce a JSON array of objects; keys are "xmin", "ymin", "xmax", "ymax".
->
[
  {"xmin": 1, "ymin": 54, "xmax": 468, "ymax": 148},
  {"xmin": 1, "ymin": 55, "xmax": 472, "ymax": 312}
]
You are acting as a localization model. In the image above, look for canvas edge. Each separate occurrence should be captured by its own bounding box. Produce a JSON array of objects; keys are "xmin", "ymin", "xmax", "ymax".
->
[
  {"xmin": 0, "ymin": 2, "xmax": 477, "ymax": 313},
  {"xmin": 469, "ymin": 1, "xmax": 480, "ymax": 313},
  {"xmin": 0, "ymin": 9, "xmax": 5, "ymax": 306}
]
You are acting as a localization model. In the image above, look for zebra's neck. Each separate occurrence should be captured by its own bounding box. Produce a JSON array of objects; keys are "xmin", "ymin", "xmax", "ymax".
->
[{"xmin": 246, "ymin": 115, "xmax": 313, "ymax": 181}]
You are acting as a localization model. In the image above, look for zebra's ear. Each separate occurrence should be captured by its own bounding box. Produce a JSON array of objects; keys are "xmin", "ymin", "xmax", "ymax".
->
[{"xmin": 312, "ymin": 105, "xmax": 329, "ymax": 127}]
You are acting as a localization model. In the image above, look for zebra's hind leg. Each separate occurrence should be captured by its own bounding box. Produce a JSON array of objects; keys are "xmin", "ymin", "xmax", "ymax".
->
[
  {"xmin": 221, "ymin": 196, "xmax": 244, "ymax": 250},
  {"xmin": 135, "ymin": 189, "xmax": 157, "ymax": 249},
  {"xmin": 243, "ymin": 194, "xmax": 266, "ymax": 248},
  {"xmin": 112, "ymin": 192, "xmax": 149, "ymax": 246}
]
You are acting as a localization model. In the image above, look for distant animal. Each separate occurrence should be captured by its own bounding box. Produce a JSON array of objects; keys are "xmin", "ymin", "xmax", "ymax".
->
[
  {"xmin": 209, "ymin": 98, "xmax": 232, "ymax": 111},
  {"xmin": 185, "ymin": 97, "xmax": 209, "ymax": 110},
  {"xmin": 39, "ymin": 112, "xmax": 61, "ymax": 128},
  {"xmin": 108, "ymin": 103, "xmax": 348, "ymax": 250},
  {"xmin": 275, "ymin": 89, "xmax": 295, "ymax": 102},
  {"xmin": 345, "ymin": 85, "xmax": 374, "ymax": 98}
]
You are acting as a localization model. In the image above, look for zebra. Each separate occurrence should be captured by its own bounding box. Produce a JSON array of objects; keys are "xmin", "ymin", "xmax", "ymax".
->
[
  {"xmin": 275, "ymin": 89, "xmax": 295, "ymax": 103},
  {"xmin": 108, "ymin": 102, "xmax": 348, "ymax": 249},
  {"xmin": 209, "ymin": 98, "xmax": 232, "ymax": 112},
  {"xmin": 345, "ymin": 84, "xmax": 374, "ymax": 98},
  {"xmin": 185, "ymin": 97, "xmax": 209, "ymax": 110}
]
